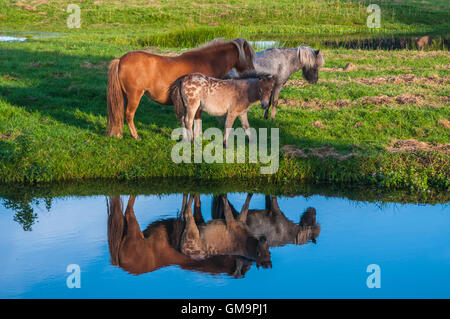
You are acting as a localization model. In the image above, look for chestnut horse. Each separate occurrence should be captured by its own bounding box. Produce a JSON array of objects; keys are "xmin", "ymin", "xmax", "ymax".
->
[{"xmin": 106, "ymin": 38, "xmax": 256, "ymax": 139}]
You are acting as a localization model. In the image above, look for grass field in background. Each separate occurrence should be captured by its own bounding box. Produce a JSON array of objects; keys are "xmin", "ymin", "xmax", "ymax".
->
[{"xmin": 0, "ymin": 0, "xmax": 449, "ymax": 197}]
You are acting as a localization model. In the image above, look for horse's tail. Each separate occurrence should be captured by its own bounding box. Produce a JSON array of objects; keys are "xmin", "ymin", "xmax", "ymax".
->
[
  {"xmin": 170, "ymin": 76, "xmax": 187, "ymax": 122},
  {"xmin": 106, "ymin": 196, "xmax": 125, "ymax": 266},
  {"xmin": 106, "ymin": 58, "xmax": 124, "ymax": 137}
]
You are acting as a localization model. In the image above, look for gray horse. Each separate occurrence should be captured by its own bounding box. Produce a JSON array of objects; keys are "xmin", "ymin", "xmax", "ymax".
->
[{"xmin": 227, "ymin": 46, "xmax": 324, "ymax": 119}]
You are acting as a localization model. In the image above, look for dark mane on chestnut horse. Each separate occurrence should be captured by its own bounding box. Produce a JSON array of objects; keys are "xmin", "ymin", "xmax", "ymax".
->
[{"xmin": 106, "ymin": 38, "xmax": 256, "ymax": 140}]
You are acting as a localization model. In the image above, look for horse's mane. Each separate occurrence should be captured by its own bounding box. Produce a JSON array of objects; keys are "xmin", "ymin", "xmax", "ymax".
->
[
  {"xmin": 182, "ymin": 38, "xmax": 232, "ymax": 54},
  {"xmin": 297, "ymin": 46, "xmax": 324, "ymax": 68},
  {"xmin": 229, "ymin": 71, "xmax": 273, "ymax": 80},
  {"xmin": 182, "ymin": 38, "xmax": 256, "ymax": 66}
]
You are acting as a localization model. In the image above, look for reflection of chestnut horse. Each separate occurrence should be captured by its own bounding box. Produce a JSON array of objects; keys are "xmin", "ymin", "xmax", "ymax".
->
[
  {"xmin": 107, "ymin": 195, "xmax": 252, "ymax": 277},
  {"xmin": 106, "ymin": 38, "xmax": 256, "ymax": 139},
  {"xmin": 213, "ymin": 195, "xmax": 321, "ymax": 247}
]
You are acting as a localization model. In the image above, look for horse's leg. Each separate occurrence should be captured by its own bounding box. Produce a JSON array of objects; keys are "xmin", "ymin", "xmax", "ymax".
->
[
  {"xmin": 193, "ymin": 194, "xmax": 205, "ymax": 224},
  {"xmin": 263, "ymin": 89, "xmax": 274, "ymax": 119},
  {"xmin": 179, "ymin": 194, "xmax": 188, "ymax": 218},
  {"xmin": 223, "ymin": 113, "xmax": 237, "ymax": 148},
  {"xmin": 238, "ymin": 113, "xmax": 253, "ymax": 143},
  {"xmin": 194, "ymin": 109, "xmax": 202, "ymax": 139},
  {"xmin": 125, "ymin": 89, "xmax": 144, "ymax": 140},
  {"xmin": 270, "ymin": 85, "xmax": 283, "ymax": 120},
  {"xmin": 270, "ymin": 196, "xmax": 282, "ymax": 214},
  {"xmin": 222, "ymin": 194, "xmax": 237, "ymax": 228},
  {"xmin": 237, "ymin": 193, "xmax": 253, "ymax": 223},
  {"xmin": 124, "ymin": 195, "xmax": 143, "ymax": 240},
  {"xmin": 181, "ymin": 195, "xmax": 203, "ymax": 258}
]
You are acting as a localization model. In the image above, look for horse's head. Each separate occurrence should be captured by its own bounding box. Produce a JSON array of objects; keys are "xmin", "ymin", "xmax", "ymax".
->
[
  {"xmin": 295, "ymin": 207, "xmax": 321, "ymax": 245},
  {"xmin": 255, "ymin": 236, "xmax": 272, "ymax": 269},
  {"xmin": 231, "ymin": 38, "xmax": 256, "ymax": 73},
  {"xmin": 246, "ymin": 235, "xmax": 272, "ymax": 269},
  {"xmin": 258, "ymin": 74, "xmax": 275, "ymax": 110},
  {"xmin": 298, "ymin": 46, "xmax": 324, "ymax": 84}
]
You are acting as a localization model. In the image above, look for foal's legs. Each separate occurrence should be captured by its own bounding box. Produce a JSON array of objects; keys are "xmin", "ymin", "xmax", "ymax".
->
[
  {"xmin": 194, "ymin": 109, "xmax": 202, "ymax": 139},
  {"xmin": 181, "ymin": 195, "xmax": 203, "ymax": 258},
  {"xmin": 125, "ymin": 89, "xmax": 145, "ymax": 140},
  {"xmin": 238, "ymin": 113, "xmax": 253, "ymax": 143},
  {"xmin": 184, "ymin": 103, "xmax": 199, "ymax": 142}
]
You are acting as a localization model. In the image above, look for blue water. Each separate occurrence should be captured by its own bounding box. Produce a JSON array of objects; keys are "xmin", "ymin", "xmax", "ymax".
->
[{"xmin": 0, "ymin": 193, "xmax": 449, "ymax": 298}]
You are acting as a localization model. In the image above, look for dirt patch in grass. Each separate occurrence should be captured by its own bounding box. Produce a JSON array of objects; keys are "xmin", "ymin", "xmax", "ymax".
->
[
  {"xmin": 282, "ymin": 145, "xmax": 358, "ymax": 160},
  {"xmin": 0, "ymin": 131, "xmax": 17, "ymax": 140},
  {"xmin": 321, "ymin": 62, "xmax": 358, "ymax": 72},
  {"xmin": 279, "ymin": 98, "xmax": 351, "ymax": 110},
  {"xmin": 81, "ymin": 61, "xmax": 108, "ymax": 70},
  {"xmin": 286, "ymin": 74, "xmax": 449, "ymax": 88},
  {"xmin": 354, "ymin": 74, "xmax": 449, "ymax": 86},
  {"xmin": 311, "ymin": 120, "xmax": 326, "ymax": 128},
  {"xmin": 2, "ymin": 75, "xmax": 20, "ymax": 81},
  {"xmin": 280, "ymin": 94, "xmax": 448, "ymax": 109},
  {"xmin": 387, "ymin": 139, "xmax": 450, "ymax": 154},
  {"xmin": 7, "ymin": 0, "xmax": 47, "ymax": 11},
  {"xmin": 438, "ymin": 119, "xmax": 450, "ymax": 129}
]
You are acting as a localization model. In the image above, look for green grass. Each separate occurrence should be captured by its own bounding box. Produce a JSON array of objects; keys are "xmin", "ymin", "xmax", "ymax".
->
[{"xmin": 0, "ymin": 0, "xmax": 449, "ymax": 195}]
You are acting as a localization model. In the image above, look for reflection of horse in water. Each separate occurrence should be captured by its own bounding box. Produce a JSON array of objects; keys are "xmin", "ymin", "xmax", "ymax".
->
[
  {"xmin": 107, "ymin": 195, "xmax": 253, "ymax": 277},
  {"xmin": 181, "ymin": 194, "xmax": 272, "ymax": 269},
  {"xmin": 212, "ymin": 195, "xmax": 320, "ymax": 247}
]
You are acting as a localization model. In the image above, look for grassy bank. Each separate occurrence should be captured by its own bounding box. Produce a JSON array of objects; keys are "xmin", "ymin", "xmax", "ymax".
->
[{"xmin": 0, "ymin": 0, "xmax": 449, "ymax": 192}]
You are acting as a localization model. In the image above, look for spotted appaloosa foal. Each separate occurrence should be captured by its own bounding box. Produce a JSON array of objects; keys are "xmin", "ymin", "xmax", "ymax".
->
[{"xmin": 171, "ymin": 72, "xmax": 274, "ymax": 147}]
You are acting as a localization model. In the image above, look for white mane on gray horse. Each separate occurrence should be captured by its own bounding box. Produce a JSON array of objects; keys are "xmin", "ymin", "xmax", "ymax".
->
[{"xmin": 297, "ymin": 45, "xmax": 324, "ymax": 68}]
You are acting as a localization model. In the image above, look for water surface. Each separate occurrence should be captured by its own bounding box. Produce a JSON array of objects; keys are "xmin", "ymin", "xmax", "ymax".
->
[{"xmin": 0, "ymin": 191, "xmax": 449, "ymax": 298}]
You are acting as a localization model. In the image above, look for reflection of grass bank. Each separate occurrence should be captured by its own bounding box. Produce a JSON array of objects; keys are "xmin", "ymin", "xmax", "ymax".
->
[
  {"xmin": 0, "ymin": 0, "xmax": 449, "ymax": 191},
  {"xmin": 1, "ymin": 178, "xmax": 448, "ymax": 231}
]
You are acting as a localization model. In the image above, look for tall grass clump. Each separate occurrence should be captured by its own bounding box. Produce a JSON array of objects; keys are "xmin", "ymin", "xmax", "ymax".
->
[{"xmin": 136, "ymin": 26, "xmax": 240, "ymax": 48}]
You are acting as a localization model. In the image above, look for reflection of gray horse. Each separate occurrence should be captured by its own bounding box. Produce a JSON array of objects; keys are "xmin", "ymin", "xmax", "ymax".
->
[
  {"xmin": 212, "ymin": 195, "xmax": 321, "ymax": 247},
  {"xmin": 227, "ymin": 46, "xmax": 324, "ymax": 120}
]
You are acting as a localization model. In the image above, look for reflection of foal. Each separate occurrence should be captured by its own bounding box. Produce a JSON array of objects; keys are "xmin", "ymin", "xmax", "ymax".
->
[
  {"xmin": 171, "ymin": 73, "xmax": 274, "ymax": 147},
  {"xmin": 181, "ymin": 194, "xmax": 272, "ymax": 268}
]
